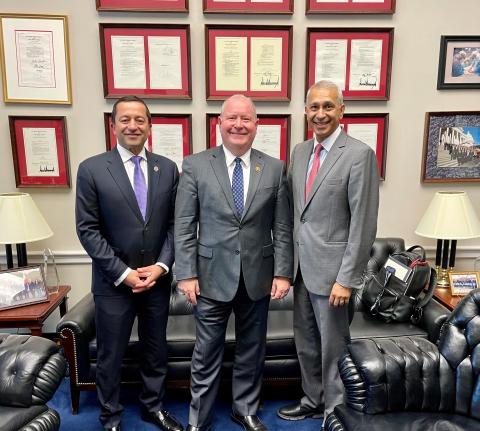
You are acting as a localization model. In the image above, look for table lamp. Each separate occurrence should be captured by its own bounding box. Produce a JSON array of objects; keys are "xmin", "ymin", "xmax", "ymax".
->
[
  {"xmin": 415, "ymin": 191, "xmax": 480, "ymax": 289},
  {"xmin": 0, "ymin": 193, "xmax": 53, "ymax": 268}
]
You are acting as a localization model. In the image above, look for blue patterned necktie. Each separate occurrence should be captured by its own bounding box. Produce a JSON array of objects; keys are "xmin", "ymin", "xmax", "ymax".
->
[
  {"xmin": 231, "ymin": 157, "xmax": 244, "ymax": 218},
  {"xmin": 131, "ymin": 155, "xmax": 147, "ymax": 220}
]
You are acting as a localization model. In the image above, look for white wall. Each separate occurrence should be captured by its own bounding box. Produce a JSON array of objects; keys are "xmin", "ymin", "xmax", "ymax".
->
[{"xmin": 1, "ymin": 0, "xmax": 479, "ymax": 331}]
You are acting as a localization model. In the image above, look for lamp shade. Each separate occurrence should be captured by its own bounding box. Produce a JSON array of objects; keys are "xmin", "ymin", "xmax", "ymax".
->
[
  {"xmin": 0, "ymin": 193, "xmax": 53, "ymax": 244},
  {"xmin": 415, "ymin": 191, "xmax": 480, "ymax": 240}
]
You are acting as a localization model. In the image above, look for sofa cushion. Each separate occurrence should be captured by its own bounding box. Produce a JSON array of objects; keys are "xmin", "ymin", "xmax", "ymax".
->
[{"xmin": 0, "ymin": 405, "xmax": 49, "ymax": 431}]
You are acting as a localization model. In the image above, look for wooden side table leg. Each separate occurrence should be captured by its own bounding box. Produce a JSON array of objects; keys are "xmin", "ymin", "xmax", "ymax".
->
[
  {"xmin": 30, "ymin": 326, "xmax": 43, "ymax": 336},
  {"xmin": 59, "ymin": 297, "xmax": 69, "ymax": 317}
]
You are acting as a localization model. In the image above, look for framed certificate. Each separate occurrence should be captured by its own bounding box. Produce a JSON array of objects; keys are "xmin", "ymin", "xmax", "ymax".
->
[
  {"xmin": 206, "ymin": 25, "xmax": 292, "ymax": 101},
  {"xmin": 0, "ymin": 14, "xmax": 72, "ymax": 104},
  {"xmin": 105, "ymin": 113, "xmax": 192, "ymax": 172},
  {"xmin": 306, "ymin": 28, "xmax": 394, "ymax": 100},
  {"xmin": 96, "ymin": 0, "xmax": 188, "ymax": 12},
  {"xmin": 207, "ymin": 114, "xmax": 291, "ymax": 164},
  {"xmin": 306, "ymin": 0, "xmax": 395, "ymax": 14},
  {"xmin": 305, "ymin": 113, "xmax": 389, "ymax": 180},
  {"xmin": 100, "ymin": 24, "xmax": 191, "ymax": 99},
  {"xmin": 9, "ymin": 116, "xmax": 70, "ymax": 188},
  {"xmin": 203, "ymin": 0, "xmax": 293, "ymax": 14}
]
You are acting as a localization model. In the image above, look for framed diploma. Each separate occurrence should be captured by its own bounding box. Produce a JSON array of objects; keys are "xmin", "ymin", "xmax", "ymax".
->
[
  {"xmin": 96, "ymin": 0, "xmax": 188, "ymax": 12},
  {"xmin": 207, "ymin": 114, "xmax": 291, "ymax": 164},
  {"xmin": 305, "ymin": 113, "xmax": 389, "ymax": 180},
  {"xmin": 203, "ymin": 0, "xmax": 293, "ymax": 14},
  {"xmin": 104, "ymin": 113, "xmax": 192, "ymax": 172},
  {"xmin": 437, "ymin": 36, "xmax": 480, "ymax": 90},
  {"xmin": 100, "ymin": 24, "xmax": 191, "ymax": 99},
  {"xmin": 206, "ymin": 25, "xmax": 292, "ymax": 101},
  {"xmin": 0, "ymin": 14, "xmax": 72, "ymax": 104},
  {"xmin": 306, "ymin": 0, "xmax": 395, "ymax": 14},
  {"xmin": 9, "ymin": 116, "xmax": 71, "ymax": 188},
  {"xmin": 306, "ymin": 28, "xmax": 394, "ymax": 101}
]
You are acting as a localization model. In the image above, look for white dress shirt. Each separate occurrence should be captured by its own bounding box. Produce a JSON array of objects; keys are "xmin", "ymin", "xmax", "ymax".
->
[{"xmin": 306, "ymin": 126, "xmax": 342, "ymax": 180}]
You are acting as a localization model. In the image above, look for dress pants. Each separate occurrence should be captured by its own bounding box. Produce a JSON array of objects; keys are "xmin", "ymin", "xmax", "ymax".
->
[
  {"xmin": 188, "ymin": 276, "xmax": 270, "ymax": 428},
  {"xmin": 94, "ymin": 280, "xmax": 171, "ymax": 428},
  {"xmin": 293, "ymin": 272, "xmax": 351, "ymax": 416}
]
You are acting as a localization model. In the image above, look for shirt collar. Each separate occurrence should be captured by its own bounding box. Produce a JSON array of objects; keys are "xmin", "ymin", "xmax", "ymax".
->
[
  {"xmin": 313, "ymin": 125, "xmax": 342, "ymax": 153},
  {"xmin": 222, "ymin": 145, "xmax": 251, "ymax": 168},
  {"xmin": 116, "ymin": 143, "xmax": 147, "ymax": 163}
]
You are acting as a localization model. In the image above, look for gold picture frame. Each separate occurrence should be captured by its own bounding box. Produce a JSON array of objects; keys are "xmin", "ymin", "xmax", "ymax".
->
[{"xmin": 449, "ymin": 271, "xmax": 480, "ymax": 296}]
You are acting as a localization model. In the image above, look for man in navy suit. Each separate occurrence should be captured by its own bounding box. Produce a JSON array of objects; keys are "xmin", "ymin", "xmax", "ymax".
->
[{"xmin": 76, "ymin": 96, "xmax": 182, "ymax": 431}]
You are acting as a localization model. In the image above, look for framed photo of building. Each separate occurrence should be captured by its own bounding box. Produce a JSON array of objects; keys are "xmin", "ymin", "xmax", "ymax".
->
[
  {"xmin": 203, "ymin": 0, "xmax": 293, "ymax": 14},
  {"xmin": 449, "ymin": 272, "xmax": 479, "ymax": 296},
  {"xmin": 96, "ymin": 0, "xmax": 188, "ymax": 12},
  {"xmin": 306, "ymin": 0, "xmax": 395, "ymax": 14},
  {"xmin": 422, "ymin": 111, "xmax": 480, "ymax": 183}
]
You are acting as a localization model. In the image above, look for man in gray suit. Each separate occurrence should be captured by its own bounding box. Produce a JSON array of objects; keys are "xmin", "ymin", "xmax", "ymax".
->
[
  {"xmin": 175, "ymin": 94, "xmax": 293, "ymax": 431},
  {"xmin": 277, "ymin": 81, "xmax": 379, "ymax": 424}
]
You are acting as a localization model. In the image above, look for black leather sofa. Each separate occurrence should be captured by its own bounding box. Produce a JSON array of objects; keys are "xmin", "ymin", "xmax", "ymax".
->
[
  {"xmin": 57, "ymin": 238, "xmax": 450, "ymax": 413},
  {"xmin": 325, "ymin": 288, "xmax": 480, "ymax": 431},
  {"xmin": 0, "ymin": 333, "xmax": 67, "ymax": 431}
]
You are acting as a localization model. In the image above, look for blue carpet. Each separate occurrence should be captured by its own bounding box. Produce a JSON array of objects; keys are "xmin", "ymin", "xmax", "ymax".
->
[{"xmin": 49, "ymin": 379, "xmax": 322, "ymax": 430}]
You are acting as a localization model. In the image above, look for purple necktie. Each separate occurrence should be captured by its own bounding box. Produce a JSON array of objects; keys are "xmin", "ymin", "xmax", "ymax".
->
[{"xmin": 131, "ymin": 156, "xmax": 147, "ymax": 220}]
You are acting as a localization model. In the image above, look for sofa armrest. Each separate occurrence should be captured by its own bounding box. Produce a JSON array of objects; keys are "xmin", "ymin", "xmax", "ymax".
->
[{"xmin": 418, "ymin": 299, "xmax": 451, "ymax": 343}]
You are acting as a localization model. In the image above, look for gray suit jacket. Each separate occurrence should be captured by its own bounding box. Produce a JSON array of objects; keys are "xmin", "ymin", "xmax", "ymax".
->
[
  {"xmin": 288, "ymin": 130, "xmax": 379, "ymax": 295},
  {"xmin": 175, "ymin": 146, "xmax": 293, "ymax": 302}
]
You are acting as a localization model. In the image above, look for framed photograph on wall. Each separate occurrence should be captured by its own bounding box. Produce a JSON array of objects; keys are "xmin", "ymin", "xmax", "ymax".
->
[
  {"xmin": 104, "ymin": 113, "xmax": 192, "ymax": 172},
  {"xmin": 96, "ymin": 0, "xmax": 188, "ymax": 12},
  {"xmin": 207, "ymin": 114, "xmax": 290, "ymax": 164},
  {"xmin": 304, "ymin": 113, "xmax": 389, "ymax": 180},
  {"xmin": 0, "ymin": 13, "xmax": 72, "ymax": 104},
  {"xmin": 99, "ymin": 24, "xmax": 191, "ymax": 99},
  {"xmin": 306, "ymin": 28, "xmax": 394, "ymax": 101},
  {"xmin": 206, "ymin": 25, "xmax": 292, "ymax": 101},
  {"xmin": 203, "ymin": 0, "xmax": 293, "ymax": 14},
  {"xmin": 421, "ymin": 111, "xmax": 480, "ymax": 183},
  {"xmin": 0, "ymin": 265, "xmax": 49, "ymax": 311},
  {"xmin": 449, "ymin": 272, "xmax": 479, "ymax": 296},
  {"xmin": 437, "ymin": 35, "xmax": 480, "ymax": 89},
  {"xmin": 306, "ymin": 0, "xmax": 395, "ymax": 14},
  {"xmin": 9, "ymin": 116, "xmax": 70, "ymax": 188}
]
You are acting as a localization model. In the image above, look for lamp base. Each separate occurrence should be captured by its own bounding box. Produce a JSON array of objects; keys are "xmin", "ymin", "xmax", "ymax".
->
[{"xmin": 436, "ymin": 266, "xmax": 450, "ymax": 289}]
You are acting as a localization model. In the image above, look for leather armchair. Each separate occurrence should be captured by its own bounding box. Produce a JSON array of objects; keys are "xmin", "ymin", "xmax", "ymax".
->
[
  {"xmin": 325, "ymin": 288, "xmax": 480, "ymax": 431},
  {"xmin": 0, "ymin": 333, "xmax": 67, "ymax": 431}
]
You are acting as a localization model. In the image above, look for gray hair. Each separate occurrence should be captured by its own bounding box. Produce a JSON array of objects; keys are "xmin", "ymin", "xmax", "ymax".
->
[
  {"xmin": 220, "ymin": 94, "xmax": 257, "ymax": 120},
  {"xmin": 305, "ymin": 80, "xmax": 344, "ymax": 105}
]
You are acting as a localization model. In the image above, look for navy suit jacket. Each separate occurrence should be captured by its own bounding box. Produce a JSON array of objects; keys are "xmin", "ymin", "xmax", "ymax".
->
[{"xmin": 76, "ymin": 147, "xmax": 178, "ymax": 296}]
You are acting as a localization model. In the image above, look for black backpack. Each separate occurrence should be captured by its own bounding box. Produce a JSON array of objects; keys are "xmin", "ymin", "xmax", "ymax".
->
[{"xmin": 362, "ymin": 245, "xmax": 437, "ymax": 323}]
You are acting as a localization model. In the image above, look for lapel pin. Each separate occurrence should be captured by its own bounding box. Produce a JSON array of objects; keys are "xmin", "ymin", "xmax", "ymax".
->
[
  {"xmin": 154, "ymin": 166, "xmax": 159, "ymax": 172},
  {"xmin": 255, "ymin": 165, "xmax": 261, "ymax": 173}
]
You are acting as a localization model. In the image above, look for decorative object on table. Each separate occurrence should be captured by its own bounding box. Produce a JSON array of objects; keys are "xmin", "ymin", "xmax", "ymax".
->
[
  {"xmin": 415, "ymin": 191, "xmax": 480, "ymax": 289},
  {"xmin": 0, "ymin": 265, "xmax": 49, "ymax": 310},
  {"xmin": 0, "ymin": 193, "xmax": 53, "ymax": 268},
  {"xmin": 42, "ymin": 248, "xmax": 60, "ymax": 295},
  {"xmin": 421, "ymin": 111, "xmax": 480, "ymax": 183},
  {"xmin": 448, "ymin": 271, "xmax": 480, "ymax": 296}
]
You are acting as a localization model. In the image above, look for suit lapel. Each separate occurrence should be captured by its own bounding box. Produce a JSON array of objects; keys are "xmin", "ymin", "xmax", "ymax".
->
[
  {"xmin": 296, "ymin": 139, "xmax": 314, "ymax": 211},
  {"xmin": 210, "ymin": 146, "xmax": 239, "ymax": 219},
  {"xmin": 243, "ymin": 149, "xmax": 265, "ymax": 220},
  {"xmin": 145, "ymin": 150, "xmax": 160, "ymax": 225}
]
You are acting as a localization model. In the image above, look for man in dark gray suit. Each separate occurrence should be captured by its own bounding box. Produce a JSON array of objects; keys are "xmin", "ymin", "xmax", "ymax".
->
[
  {"xmin": 278, "ymin": 81, "xmax": 379, "ymax": 424},
  {"xmin": 175, "ymin": 94, "xmax": 293, "ymax": 431},
  {"xmin": 76, "ymin": 96, "xmax": 182, "ymax": 431}
]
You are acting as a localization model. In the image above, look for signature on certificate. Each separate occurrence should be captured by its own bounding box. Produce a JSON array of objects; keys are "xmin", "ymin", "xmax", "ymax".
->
[
  {"xmin": 359, "ymin": 73, "xmax": 378, "ymax": 88},
  {"xmin": 260, "ymin": 72, "xmax": 280, "ymax": 88}
]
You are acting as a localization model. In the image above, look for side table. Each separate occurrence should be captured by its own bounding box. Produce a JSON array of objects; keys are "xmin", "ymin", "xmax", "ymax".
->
[{"xmin": 433, "ymin": 288, "xmax": 462, "ymax": 311}]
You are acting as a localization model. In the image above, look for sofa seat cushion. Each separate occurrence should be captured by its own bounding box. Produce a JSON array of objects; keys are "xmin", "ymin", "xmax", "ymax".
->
[
  {"xmin": 0, "ymin": 404, "xmax": 49, "ymax": 431},
  {"xmin": 331, "ymin": 404, "xmax": 479, "ymax": 431}
]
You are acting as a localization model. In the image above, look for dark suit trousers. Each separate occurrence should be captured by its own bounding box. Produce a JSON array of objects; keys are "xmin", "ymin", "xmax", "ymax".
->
[
  {"xmin": 188, "ymin": 276, "xmax": 270, "ymax": 427},
  {"xmin": 94, "ymin": 280, "xmax": 171, "ymax": 428},
  {"xmin": 293, "ymin": 272, "xmax": 352, "ymax": 417}
]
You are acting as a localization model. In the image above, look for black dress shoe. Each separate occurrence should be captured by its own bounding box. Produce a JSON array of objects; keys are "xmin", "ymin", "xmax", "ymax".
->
[
  {"xmin": 186, "ymin": 425, "xmax": 212, "ymax": 431},
  {"xmin": 277, "ymin": 402, "xmax": 324, "ymax": 420},
  {"xmin": 141, "ymin": 410, "xmax": 184, "ymax": 431},
  {"xmin": 231, "ymin": 412, "xmax": 267, "ymax": 431}
]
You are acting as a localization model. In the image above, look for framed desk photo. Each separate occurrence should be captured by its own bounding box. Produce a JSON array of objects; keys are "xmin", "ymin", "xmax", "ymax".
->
[
  {"xmin": 449, "ymin": 272, "xmax": 480, "ymax": 296},
  {"xmin": 306, "ymin": 28, "xmax": 394, "ymax": 101},
  {"xmin": 96, "ymin": 0, "xmax": 188, "ymax": 12},
  {"xmin": 0, "ymin": 14, "xmax": 72, "ymax": 104},
  {"xmin": 9, "ymin": 116, "xmax": 70, "ymax": 188},
  {"xmin": 206, "ymin": 25, "xmax": 292, "ymax": 101},
  {"xmin": 306, "ymin": 0, "xmax": 395, "ymax": 14},
  {"xmin": 421, "ymin": 111, "xmax": 480, "ymax": 183},
  {"xmin": 437, "ymin": 35, "xmax": 480, "ymax": 90},
  {"xmin": 104, "ymin": 113, "xmax": 192, "ymax": 172},
  {"xmin": 100, "ymin": 24, "xmax": 191, "ymax": 99},
  {"xmin": 207, "ymin": 114, "xmax": 291, "ymax": 165},
  {"xmin": 304, "ymin": 113, "xmax": 388, "ymax": 180},
  {"xmin": 203, "ymin": 0, "xmax": 293, "ymax": 14}
]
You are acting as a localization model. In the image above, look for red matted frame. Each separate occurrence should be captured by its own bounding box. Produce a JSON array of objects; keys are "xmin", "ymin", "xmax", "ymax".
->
[
  {"xmin": 207, "ymin": 114, "xmax": 290, "ymax": 165},
  {"xmin": 203, "ymin": 0, "xmax": 293, "ymax": 14},
  {"xmin": 306, "ymin": 0, "xmax": 395, "ymax": 14},
  {"xmin": 306, "ymin": 28, "xmax": 394, "ymax": 101},
  {"xmin": 206, "ymin": 25, "xmax": 292, "ymax": 101},
  {"xmin": 9, "ymin": 116, "xmax": 70, "ymax": 188},
  {"xmin": 304, "ymin": 113, "xmax": 388, "ymax": 180},
  {"xmin": 104, "ymin": 113, "xmax": 192, "ymax": 171},
  {"xmin": 96, "ymin": 0, "xmax": 188, "ymax": 12},
  {"xmin": 99, "ymin": 24, "xmax": 191, "ymax": 99}
]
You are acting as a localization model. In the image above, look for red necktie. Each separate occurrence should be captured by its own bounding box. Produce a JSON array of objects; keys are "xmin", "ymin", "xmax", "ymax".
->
[{"xmin": 305, "ymin": 144, "xmax": 322, "ymax": 199}]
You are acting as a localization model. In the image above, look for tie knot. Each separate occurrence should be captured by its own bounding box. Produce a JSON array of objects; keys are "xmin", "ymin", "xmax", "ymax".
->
[
  {"xmin": 131, "ymin": 155, "xmax": 142, "ymax": 166},
  {"xmin": 234, "ymin": 157, "xmax": 242, "ymax": 166},
  {"xmin": 314, "ymin": 144, "xmax": 323, "ymax": 156}
]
